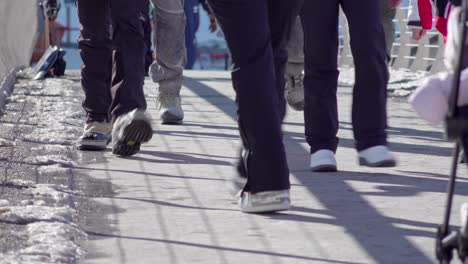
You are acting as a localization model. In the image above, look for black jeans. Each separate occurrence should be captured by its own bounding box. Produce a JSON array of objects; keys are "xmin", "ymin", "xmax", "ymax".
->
[
  {"xmin": 77, "ymin": 0, "xmax": 148, "ymax": 122},
  {"xmin": 302, "ymin": 0, "xmax": 389, "ymax": 152},
  {"xmin": 208, "ymin": 0, "xmax": 301, "ymax": 193}
]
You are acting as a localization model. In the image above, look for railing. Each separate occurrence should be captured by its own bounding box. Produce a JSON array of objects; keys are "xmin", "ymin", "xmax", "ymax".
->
[{"xmin": 339, "ymin": 5, "xmax": 445, "ymax": 73}]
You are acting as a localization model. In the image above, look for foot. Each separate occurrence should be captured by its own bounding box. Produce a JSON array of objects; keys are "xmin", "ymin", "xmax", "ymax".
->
[
  {"xmin": 310, "ymin": 149, "xmax": 337, "ymax": 172},
  {"xmin": 111, "ymin": 109, "xmax": 153, "ymax": 156},
  {"xmin": 239, "ymin": 190, "xmax": 290, "ymax": 213},
  {"xmin": 157, "ymin": 92, "xmax": 184, "ymax": 124},
  {"xmin": 358, "ymin": 145, "xmax": 397, "ymax": 167},
  {"xmin": 77, "ymin": 122, "xmax": 112, "ymax": 151},
  {"xmin": 285, "ymin": 74, "xmax": 304, "ymax": 111}
]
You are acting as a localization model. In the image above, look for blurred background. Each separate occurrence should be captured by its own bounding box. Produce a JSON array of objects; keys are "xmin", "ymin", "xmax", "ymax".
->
[{"xmin": 34, "ymin": 0, "xmax": 229, "ymax": 71}]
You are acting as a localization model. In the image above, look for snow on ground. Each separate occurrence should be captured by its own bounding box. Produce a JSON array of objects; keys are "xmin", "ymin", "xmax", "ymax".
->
[
  {"xmin": 0, "ymin": 73, "xmax": 86, "ymax": 264},
  {"xmin": 339, "ymin": 66, "xmax": 428, "ymax": 97},
  {"xmin": 0, "ymin": 182, "xmax": 86, "ymax": 264}
]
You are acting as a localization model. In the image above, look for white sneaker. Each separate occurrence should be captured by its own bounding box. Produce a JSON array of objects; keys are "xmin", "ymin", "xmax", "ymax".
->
[
  {"xmin": 358, "ymin": 145, "xmax": 397, "ymax": 167},
  {"xmin": 239, "ymin": 190, "xmax": 290, "ymax": 213},
  {"xmin": 285, "ymin": 74, "xmax": 304, "ymax": 111},
  {"xmin": 157, "ymin": 92, "xmax": 184, "ymax": 124},
  {"xmin": 310, "ymin": 149, "xmax": 337, "ymax": 172},
  {"xmin": 112, "ymin": 109, "xmax": 153, "ymax": 156}
]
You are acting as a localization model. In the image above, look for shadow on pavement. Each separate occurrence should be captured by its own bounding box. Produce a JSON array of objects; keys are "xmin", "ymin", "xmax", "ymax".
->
[{"xmin": 184, "ymin": 76, "xmax": 438, "ymax": 263}]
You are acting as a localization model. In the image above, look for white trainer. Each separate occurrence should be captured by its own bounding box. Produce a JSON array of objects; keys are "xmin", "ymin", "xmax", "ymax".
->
[
  {"xmin": 239, "ymin": 190, "xmax": 290, "ymax": 213},
  {"xmin": 358, "ymin": 145, "xmax": 397, "ymax": 167},
  {"xmin": 310, "ymin": 149, "xmax": 337, "ymax": 172},
  {"xmin": 157, "ymin": 92, "xmax": 184, "ymax": 124}
]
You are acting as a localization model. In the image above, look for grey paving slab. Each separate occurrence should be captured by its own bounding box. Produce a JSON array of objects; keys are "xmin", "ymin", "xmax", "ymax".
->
[{"xmin": 75, "ymin": 71, "xmax": 468, "ymax": 264}]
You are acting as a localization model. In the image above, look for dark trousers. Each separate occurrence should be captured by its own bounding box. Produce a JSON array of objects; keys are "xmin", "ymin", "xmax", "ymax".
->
[
  {"xmin": 208, "ymin": 0, "xmax": 301, "ymax": 193},
  {"xmin": 302, "ymin": 0, "xmax": 389, "ymax": 152},
  {"xmin": 77, "ymin": 0, "xmax": 148, "ymax": 123}
]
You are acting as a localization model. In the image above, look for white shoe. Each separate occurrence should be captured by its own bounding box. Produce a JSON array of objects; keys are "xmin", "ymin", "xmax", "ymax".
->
[
  {"xmin": 239, "ymin": 190, "xmax": 290, "ymax": 213},
  {"xmin": 358, "ymin": 145, "xmax": 397, "ymax": 167},
  {"xmin": 112, "ymin": 109, "xmax": 153, "ymax": 156},
  {"xmin": 157, "ymin": 92, "xmax": 184, "ymax": 124},
  {"xmin": 310, "ymin": 149, "xmax": 337, "ymax": 172}
]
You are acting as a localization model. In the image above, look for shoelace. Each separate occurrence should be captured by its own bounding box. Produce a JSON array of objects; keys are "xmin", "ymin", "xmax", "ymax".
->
[{"xmin": 291, "ymin": 75, "xmax": 304, "ymax": 91}]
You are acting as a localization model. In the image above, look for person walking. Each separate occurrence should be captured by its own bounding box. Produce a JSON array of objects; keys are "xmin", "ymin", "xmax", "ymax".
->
[
  {"xmin": 302, "ymin": 0, "xmax": 397, "ymax": 171},
  {"xmin": 184, "ymin": 0, "xmax": 217, "ymax": 69},
  {"xmin": 208, "ymin": 0, "xmax": 301, "ymax": 213},
  {"xmin": 76, "ymin": 0, "xmax": 153, "ymax": 156},
  {"xmin": 149, "ymin": 0, "xmax": 187, "ymax": 125},
  {"xmin": 284, "ymin": 0, "xmax": 401, "ymax": 112}
]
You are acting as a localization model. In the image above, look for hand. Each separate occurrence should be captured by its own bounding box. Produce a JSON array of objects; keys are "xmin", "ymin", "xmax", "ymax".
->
[
  {"xmin": 388, "ymin": 0, "xmax": 402, "ymax": 8},
  {"xmin": 209, "ymin": 15, "xmax": 217, "ymax": 33},
  {"xmin": 411, "ymin": 28, "xmax": 427, "ymax": 41}
]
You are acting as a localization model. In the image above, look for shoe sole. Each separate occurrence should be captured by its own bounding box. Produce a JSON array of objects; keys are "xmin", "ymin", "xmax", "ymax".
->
[
  {"xmin": 288, "ymin": 101, "xmax": 304, "ymax": 111},
  {"xmin": 241, "ymin": 202, "xmax": 290, "ymax": 213},
  {"xmin": 359, "ymin": 158, "xmax": 397, "ymax": 167},
  {"xmin": 113, "ymin": 120, "xmax": 153, "ymax": 156},
  {"xmin": 310, "ymin": 164, "xmax": 337, "ymax": 172},
  {"xmin": 161, "ymin": 112, "xmax": 183, "ymax": 125},
  {"xmin": 77, "ymin": 140, "xmax": 108, "ymax": 151}
]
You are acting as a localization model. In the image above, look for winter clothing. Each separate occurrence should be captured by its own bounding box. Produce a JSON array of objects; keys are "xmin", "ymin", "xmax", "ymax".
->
[
  {"xmin": 207, "ymin": 0, "xmax": 302, "ymax": 193},
  {"xmin": 302, "ymin": 0, "xmax": 389, "ymax": 152},
  {"xmin": 410, "ymin": 6, "xmax": 468, "ymax": 124},
  {"xmin": 407, "ymin": 0, "xmax": 451, "ymax": 40}
]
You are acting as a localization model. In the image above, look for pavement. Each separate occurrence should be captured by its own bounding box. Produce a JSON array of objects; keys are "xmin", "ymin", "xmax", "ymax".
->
[{"xmin": 2, "ymin": 70, "xmax": 468, "ymax": 264}]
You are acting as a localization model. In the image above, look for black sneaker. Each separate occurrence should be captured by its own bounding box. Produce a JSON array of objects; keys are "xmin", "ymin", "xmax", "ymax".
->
[
  {"xmin": 112, "ymin": 109, "xmax": 153, "ymax": 156},
  {"xmin": 77, "ymin": 122, "xmax": 112, "ymax": 151}
]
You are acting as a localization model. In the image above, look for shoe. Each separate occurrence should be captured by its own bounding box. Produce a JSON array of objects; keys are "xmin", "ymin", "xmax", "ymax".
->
[
  {"xmin": 310, "ymin": 149, "xmax": 337, "ymax": 172},
  {"xmin": 77, "ymin": 122, "xmax": 112, "ymax": 151},
  {"xmin": 358, "ymin": 145, "xmax": 397, "ymax": 167},
  {"xmin": 112, "ymin": 109, "xmax": 153, "ymax": 156},
  {"xmin": 239, "ymin": 190, "xmax": 290, "ymax": 213},
  {"xmin": 285, "ymin": 74, "xmax": 304, "ymax": 111},
  {"xmin": 157, "ymin": 92, "xmax": 184, "ymax": 124}
]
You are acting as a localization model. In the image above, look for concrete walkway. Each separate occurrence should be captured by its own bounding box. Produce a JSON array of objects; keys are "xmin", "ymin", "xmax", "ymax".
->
[{"xmin": 74, "ymin": 71, "xmax": 468, "ymax": 264}]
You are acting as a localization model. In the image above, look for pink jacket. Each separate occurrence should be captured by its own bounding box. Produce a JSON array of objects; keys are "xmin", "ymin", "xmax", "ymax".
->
[
  {"xmin": 409, "ymin": 6, "xmax": 468, "ymax": 124},
  {"xmin": 409, "ymin": 69, "xmax": 468, "ymax": 124}
]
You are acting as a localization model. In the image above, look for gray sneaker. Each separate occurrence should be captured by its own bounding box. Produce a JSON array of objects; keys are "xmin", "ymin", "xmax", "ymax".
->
[
  {"xmin": 112, "ymin": 109, "xmax": 153, "ymax": 156},
  {"xmin": 157, "ymin": 92, "xmax": 184, "ymax": 124},
  {"xmin": 239, "ymin": 190, "xmax": 290, "ymax": 213},
  {"xmin": 77, "ymin": 122, "xmax": 112, "ymax": 151},
  {"xmin": 285, "ymin": 74, "xmax": 304, "ymax": 111}
]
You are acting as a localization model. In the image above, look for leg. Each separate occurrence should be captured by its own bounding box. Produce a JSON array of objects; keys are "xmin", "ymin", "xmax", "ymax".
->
[
  {"xmin": 284, "ymin": 14, "xmax": 305, "ymax": 111},
  {"xmin": 302, "ymin": 0, "xmax": 340, "ymax": 153},
  {"xmin": 341, "ymin": 0, "xmax": 388, "ymax": 151},
  {"xmin": 150, "ymin": 0, "xmax": 186, "ymax": 94},
  {"xmin": 109, "ymin": 0, "xmax": 153, "ymax": 156},
  {"xmin": 380, "ymin": 0, "xmax": 396, "ymax": 60},
  {"xmin": 151, "ymin": 0, "xmax": 186, "ymax": 124},
  {"xmin": 268, "ymin": 0, "xmax": 304, "ymax": 120},
  {"xmin": 208, "ymin": 0, "xmax": 289, "ymax": 193},
  {"xmin": 286, "ymin": 15, "xmax": 305, "ymax": 79},
  {"xmin": 77, "ymin": 0, "xmax": 112, "ymax": 123},
  {"xmin": 184, "ymin": 0, "xmax": 197, "ymax": 69},
  {"xmin": 109, "ymin": 0, "xmax": 148, "ymax": 118}
]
